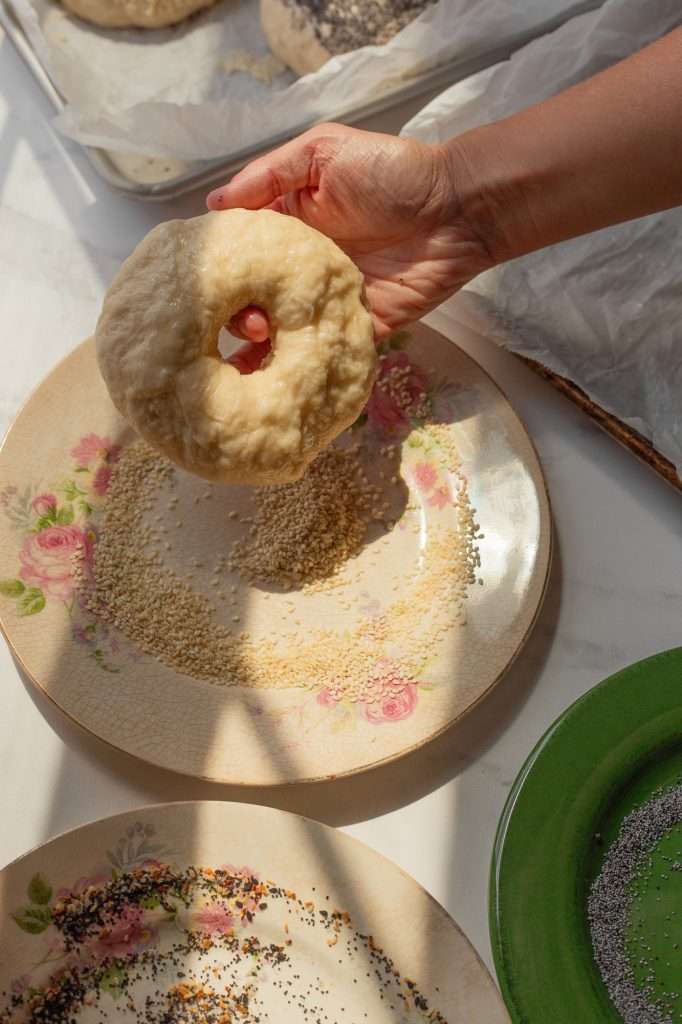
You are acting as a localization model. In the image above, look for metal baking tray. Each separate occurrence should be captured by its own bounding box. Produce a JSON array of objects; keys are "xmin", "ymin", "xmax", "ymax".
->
[{"xmin": 1, "ymin": 0, "xmax": 603, "ymax": 201}]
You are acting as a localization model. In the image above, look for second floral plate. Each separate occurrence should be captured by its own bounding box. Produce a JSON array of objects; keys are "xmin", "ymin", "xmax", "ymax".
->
[
  {"xmin": 0, "ymin": 801, "xmax": 509, "ymax": 1022},
  {"xmin": 0, "ymin": 322, "xmax": 551, "ymax": 784}
]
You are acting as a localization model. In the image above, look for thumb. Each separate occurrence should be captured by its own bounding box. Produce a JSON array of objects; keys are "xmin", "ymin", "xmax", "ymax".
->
[{"xmin": 206, "ymin": 135, "xmax": 320, "ymax": 211}]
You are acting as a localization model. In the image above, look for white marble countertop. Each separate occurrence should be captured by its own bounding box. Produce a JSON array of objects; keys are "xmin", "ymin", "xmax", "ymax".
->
[{"xmin": 1, "ymin": 24, "xmax": 681, "ymax": 987}]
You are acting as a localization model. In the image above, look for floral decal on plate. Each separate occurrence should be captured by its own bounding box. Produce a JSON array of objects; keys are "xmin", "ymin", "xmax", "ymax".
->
[
  {"xmin": 1, "ymin": 823, "xmax": 447, "ymax": 1024},
  {"xmin": 356, "ymin": 332, "xmax": 463, "ymax": 442},
  {"xmin": 316, "ymin": 658, "xmax": 427, "ymax": 728},
  {"xmin": 353, "ymin": 332, "xmax": 431, "ymax": 439},
  {"xmin": 0, "ymin": 434, "xmax": 125, "ymax": 671}
]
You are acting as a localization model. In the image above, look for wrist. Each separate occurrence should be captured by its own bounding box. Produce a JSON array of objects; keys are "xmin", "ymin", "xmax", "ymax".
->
[{"xmin": 438, "ymin": 123, "xmax": 545, "ymax": 266}]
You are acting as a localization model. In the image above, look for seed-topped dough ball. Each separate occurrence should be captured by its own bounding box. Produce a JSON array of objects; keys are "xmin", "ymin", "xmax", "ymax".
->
[
  {"xmin": 96, "ymin": 210, "xmax": 376, "ymax": 486},
  {"xmin": 260, "ymin": 0, "xmax": 434, "ymax": 76},
  {"xmin": 60, "ymin": 0, "xmax": 218, "ymax": 28}
]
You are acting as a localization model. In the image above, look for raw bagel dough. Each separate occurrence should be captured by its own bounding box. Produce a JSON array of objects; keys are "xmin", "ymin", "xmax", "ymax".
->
[
  {"xmin": 260, "ymin": 0, "xmax": 433, "ymax": 76},
  {"xmin": 96, "ymin": 210, "xmax": 376, "ymax": 486},
  {"xmin": 60, "ymin": 0, "xmax": 217, "ymax": 29}
]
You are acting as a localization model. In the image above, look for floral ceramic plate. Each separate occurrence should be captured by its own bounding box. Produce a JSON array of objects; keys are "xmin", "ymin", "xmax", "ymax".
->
[
  {"xmin": 0, "ymin": 322, "xmax": 551, "ymax": 784},
  {"xmin": 0, "ymin": 801, "xmax": 509, "ymax": 1023}
]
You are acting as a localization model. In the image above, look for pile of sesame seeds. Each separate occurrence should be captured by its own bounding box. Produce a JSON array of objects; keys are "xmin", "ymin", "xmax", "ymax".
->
[
  {"xmin": 75, "ymin": 442, "xmax": 247, "ymax": 684},
  {"xmin": 229, "ymin": 444, "xmax": 389, "ymax": 590},
  {"xmin": 588, "ymin": 782, "xmax": 682, "ymax": 1023}
]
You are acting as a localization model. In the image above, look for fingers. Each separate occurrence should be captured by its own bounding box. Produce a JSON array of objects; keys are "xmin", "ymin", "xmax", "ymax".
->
[
  {"xmin": 207, "ymin": 136, "xmax": 316, "ymax": 211},
  {"xmin": 206, "ymin": 123, "xmax": 346, "ymax": 211},
  {"xmin": 229, "ymin": 306, "xmax": 270, "ymax": 343},
  {"xmin": 228, "ymin": 339, "xmax": 272, "ymax": 374}
]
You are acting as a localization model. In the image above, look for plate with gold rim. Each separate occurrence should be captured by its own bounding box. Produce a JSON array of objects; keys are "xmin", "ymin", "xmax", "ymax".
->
[
  {"xmin": 0, "ymin": 322, "xmax": 551, "ymax": 785},
  {"xmin": 0, "ymin": 800, "xmax": 509, "ymax": 1023}
]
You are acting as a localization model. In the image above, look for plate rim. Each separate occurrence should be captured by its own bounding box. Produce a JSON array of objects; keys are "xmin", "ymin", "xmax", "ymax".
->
[
  {"xmin": 0, "ymin": 328, "xmax": 553, "ymax": 787},
  {"xmin": 0, "ymin": 797, "xmax": 460, "ymax": 934},
  {"xmin": 489, "ymin": 645, "xmax": 682, "ymax": 1022}
]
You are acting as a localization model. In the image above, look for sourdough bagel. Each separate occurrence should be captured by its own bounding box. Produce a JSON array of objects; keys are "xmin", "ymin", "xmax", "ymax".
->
[
  {"xmin": 95, "ymin": 210, "xmax": 376, "ymax": 485},
  {"xmin": 260, "ymin": 0, "xmax": 433, "ymax": 75}
]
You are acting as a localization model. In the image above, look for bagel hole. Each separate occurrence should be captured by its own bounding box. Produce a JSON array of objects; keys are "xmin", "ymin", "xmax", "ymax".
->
[{"xmin": 218, "ymin": 325, "xmax": 272, "ymax": 375}]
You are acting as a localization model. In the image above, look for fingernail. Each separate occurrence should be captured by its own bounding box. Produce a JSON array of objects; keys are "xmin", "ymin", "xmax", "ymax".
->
[{"xmin": 207, "ymin": 188, "xmax": 227, "ymax": 209}]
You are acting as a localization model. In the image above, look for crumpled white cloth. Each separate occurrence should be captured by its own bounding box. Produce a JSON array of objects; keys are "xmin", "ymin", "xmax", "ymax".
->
[
  {"xmin": 402, "ymin": 0, "xmax": 682, "ymax": 475},
  {"xmin": 10, "ymin": 0, "xmax": 600, "ymax": 159}
]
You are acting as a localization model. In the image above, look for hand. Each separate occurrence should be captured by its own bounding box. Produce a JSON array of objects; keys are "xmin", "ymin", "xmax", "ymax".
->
[{"xmin": 207, "ymin": 123, "xmax": 496, "ymax": 352}]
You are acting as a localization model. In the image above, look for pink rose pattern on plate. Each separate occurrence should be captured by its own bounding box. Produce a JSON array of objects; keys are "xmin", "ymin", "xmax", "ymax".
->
[
  {"xmin": 93, "ymin": 904, "xmax": 158, "ymax": 957},
  {"xmin": 316, "ymin": 687, "xmax": 339, "ymax": 708},
  {"xmin": 92, "ymin": 465, "xmax": 114, "ymax": 498},
  {"xmin": 0, "ymin": 336, "xmax": 474, "ymax": 721},
  {"xmin": 19, "ymin": 524, "xmax": 93, "ymax": 601},
  {"xmin": 31, "ymin": 493, "xmax": 57, "ymax": 517},
  {"xmin": 413, "ymin": 461, "xmax": 438, "ymax": 492},
  {"xmin": 1, "ymin": 823, "xmax": 261, "ymax": 1007},
  {"xmin": 365, "ymin": 345, "xmax": 430, "ymax": 437},
  {"xmin": 0, "ymin": 434, "xmax": 123, "ymax": 671},
  {"xmin": 70, "ymin": 433, "xmax": 121, "ymax": 470},
  {"xmin": 362, "ymin": 683, "xmax": 419, "ymax": 724},
  {"xmin": 316, "ymin": 660, "xmax": 426, "ymax": 725},
  {"xmin": 361, "ymin": 660, "xmax": 421, "ymax": 724},
  {"xmin": 194, "ymin": 902, "xmax": 235, "ymax": 936}
]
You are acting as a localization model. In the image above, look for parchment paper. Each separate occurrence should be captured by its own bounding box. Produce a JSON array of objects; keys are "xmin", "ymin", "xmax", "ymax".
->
[
  {"xmin": 402, "ymin": 0, "xmax": 682, "ymax": 476},
  {"xmin": 10, "ymin": 0, "xmax": 601, "ymax": 160}
]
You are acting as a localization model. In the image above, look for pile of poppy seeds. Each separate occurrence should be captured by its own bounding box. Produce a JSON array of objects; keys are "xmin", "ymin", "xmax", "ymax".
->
[{"xmin": 588, "ymin": 782, "xmax": 682, "ymax": 1023}]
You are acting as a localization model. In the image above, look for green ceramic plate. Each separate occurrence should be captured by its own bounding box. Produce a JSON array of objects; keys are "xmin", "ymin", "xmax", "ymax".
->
[{"xmin": 490, "ymin": 647, "xmax": 682, "ymax": 1022}]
